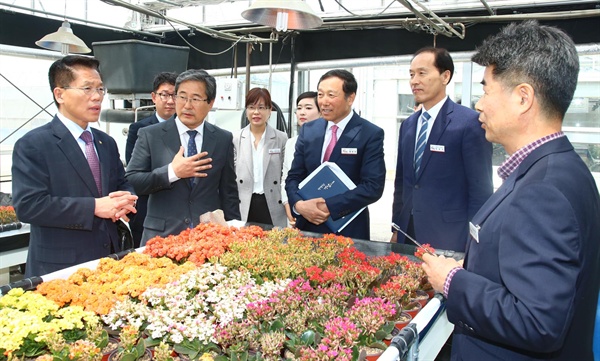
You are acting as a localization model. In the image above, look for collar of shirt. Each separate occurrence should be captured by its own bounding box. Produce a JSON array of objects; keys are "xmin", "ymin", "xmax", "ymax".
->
[
  {"xmin": 155, "ymin": 113, "xmax": 170, "ymax": 123},
  {"xmin": 175, "ymin": 116, "xmax": 204, "ymax": 157},
  {"xmin": 174, "ymin": 116, "xmax": 205, "ymax": 138},
  {"xmin": 327, "ymin": 109, "xmax": 354, "ymax": 138},
  {"xmin": 56, "ymin": 111, "xmax": 95, "ymax": 155},
  {"xmin": 497, "ymin": 131, "xmax": 565, "ymax": 181},
  {"xmin": 419, "ymin": 95, "xmax": 448, "ymax": 138}
]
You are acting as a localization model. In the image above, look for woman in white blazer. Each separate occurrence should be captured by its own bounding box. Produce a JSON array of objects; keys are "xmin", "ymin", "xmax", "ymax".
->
[
  {"xmin": 233, "ymin": 88, "xmax": 288, "ymax": 227},
  {"xmin": 281, "ymin": 91, "xmax": 321, "ymax": 226}
]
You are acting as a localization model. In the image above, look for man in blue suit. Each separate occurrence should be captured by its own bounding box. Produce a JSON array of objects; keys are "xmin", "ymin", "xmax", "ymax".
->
[
  {"xmin": 125, "ymin": 72, "xmax": 177, "ymax": 247},
  {"xmin": 391, "ymin": 47, "xmax": 493, "ymax": 252},
  {"xmin": 286, "ymin": 69, "xmax": 385, "ymax": 240},
  {"xmin": 423, "ymin": 21, "xmax": 600, "ymax": 360},
  {"xmin": 12, "ymin": 55, "xmax": 137, "ymax": 277}
]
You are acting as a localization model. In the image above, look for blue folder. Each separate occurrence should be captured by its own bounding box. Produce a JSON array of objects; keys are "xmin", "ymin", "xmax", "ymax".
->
[{"xmin": 297, "ymin": 162, "xmax": 365, "ymax": 233}]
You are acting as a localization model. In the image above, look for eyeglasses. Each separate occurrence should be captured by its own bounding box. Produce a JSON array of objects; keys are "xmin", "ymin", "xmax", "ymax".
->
[
  {"xmin": 246, "ymin": 105, "xmax": 270, "ymax": 112},
  {"xmin": 175, "ymin": 95, "xmax": 210, "ymax": 105},
  {"xmin": 156, "ymin": 92, "xmax": 176, "ymax": 101},
  {"xmin": 61, "ymin": 86, "xmax": 106, "ymax": 96}
]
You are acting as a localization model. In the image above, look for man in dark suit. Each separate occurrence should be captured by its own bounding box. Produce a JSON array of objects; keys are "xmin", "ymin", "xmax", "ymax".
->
[
  {"xmin": 126, "ymin": 69, "xmax": 240, "ymax": 245},
  {"xmin": 391, "ymin": 47, "xmax": 493, "ymax": 252},
  {"xmin": 125, "ymin": 72, "xmax": 177, "ymax": 247},
  {"xmin": 423, "ymin": 21, "xmax": 600, "ymax": 361},
  {"xmin": 285, "ymin": 69, "xmax": 385, "ymax": 240},
  {"xmin": 11, "ymin": 55, "xmax": 137, "ymax": 278}
]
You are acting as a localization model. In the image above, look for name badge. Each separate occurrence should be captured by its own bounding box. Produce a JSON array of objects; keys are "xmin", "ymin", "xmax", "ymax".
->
[
  {"xmin": 430, "ymin": 144, "xmax": 445, "ymax": 152},
  {"xmin": 341, "ymin": 148, "xmax": 357, "ymax": 155},
  {"xmin": 469, "ymin": 222, "xmax": 480, "ymax": 243},
  {"xmin": 268, "ymin": 148, "xmax": 281, "ymax": 154}
]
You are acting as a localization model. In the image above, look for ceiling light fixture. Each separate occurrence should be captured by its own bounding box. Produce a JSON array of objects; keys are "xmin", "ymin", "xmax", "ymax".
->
[
  {"xmin": 241, "ymin": 0, "xmax": 323, "ymax": 32},
  {"xmin": 35, "ymin": 20, "xmax": 92, "ymax": 56}
]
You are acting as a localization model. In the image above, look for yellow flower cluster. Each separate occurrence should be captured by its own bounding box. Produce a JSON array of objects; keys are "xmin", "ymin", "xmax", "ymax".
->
[
  {"xmin": 36, "ymin": 252, "xmax": 196, "ymax": 315},
  {"xmin": 0, "ymin": 288, "xmax": 99, "ymax": 357}
]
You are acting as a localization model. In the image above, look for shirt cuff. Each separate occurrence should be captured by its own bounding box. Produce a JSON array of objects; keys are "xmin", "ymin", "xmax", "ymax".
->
[{"xmin": 443, "ymin": 266, "xmax": 463, "ymax": 298}]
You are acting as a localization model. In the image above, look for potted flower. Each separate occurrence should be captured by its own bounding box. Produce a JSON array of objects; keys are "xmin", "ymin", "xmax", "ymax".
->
[
  {"xmin": 108, "ymin": 325, "xmax": 151, "ymax": 361},
  {"xmin": 0, "ymin": 206, "xmax": 21, "ymax": 232}
]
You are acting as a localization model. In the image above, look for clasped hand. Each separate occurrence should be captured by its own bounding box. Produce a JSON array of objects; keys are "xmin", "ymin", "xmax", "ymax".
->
[
  {"xmin": 95, "ymin": 191, "xmax": 138, "ymax": 222},
  {"xmin": 172, "ymin": 146, "xmax": 212, "ymax": 180},
  {"xmin": 295, "ymin": 198, "xmax": 330, "ymax": 225}
]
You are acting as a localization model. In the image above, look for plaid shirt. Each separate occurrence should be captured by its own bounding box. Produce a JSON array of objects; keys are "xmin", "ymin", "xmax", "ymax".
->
[{"xmin": 497, "ymin": 132, "xmax": 565, "ymax": 181}]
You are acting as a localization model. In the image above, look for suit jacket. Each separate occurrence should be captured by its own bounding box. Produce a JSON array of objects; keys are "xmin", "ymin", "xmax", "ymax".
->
[
  {"xmin": 285, "ymin": 112, "xmax": 385, "ymax": 240},
  {"xmin": 125, "ymin": 113, "xmax": 160, "ymax": 164},
  {"xmin": 392, "ymin": 98, "xmax": 493, "ymax": 251},
  {"xmin": 447, "ymin": 136, "xmax": 600, "ymax": 360},
  {"xmin": 125, "ymin": 119, "xmax": 240, "ymax": 245},
  {"xmin": 11, "ymin": 116, "xmax": 134, "ymax": 277},
  {"xmin": 233, "ymin": 124, "xmax": 288, "ymax": 228}
]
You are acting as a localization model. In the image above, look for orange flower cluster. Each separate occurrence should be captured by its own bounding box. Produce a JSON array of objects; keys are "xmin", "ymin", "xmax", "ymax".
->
[
  {"xmin": 414, "ymin": 243, "xmax": 436, "ymax": 260},
  {"xmin": 143, "ymin": 223, "xmax": 266, "ymax": 266},
  {"xmin": 35, "ymin": 252, "xmax": 196, "ymax": 315}
]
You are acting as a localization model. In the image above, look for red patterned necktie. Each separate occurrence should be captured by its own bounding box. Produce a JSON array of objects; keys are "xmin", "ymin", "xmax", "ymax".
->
[
  {"xmin": 323, "ymin": 124, "xmax": 338, "ymax": 162},
  {"xmin": 80, "ymin": 130, "xmax": 102, "ymax": 195}
]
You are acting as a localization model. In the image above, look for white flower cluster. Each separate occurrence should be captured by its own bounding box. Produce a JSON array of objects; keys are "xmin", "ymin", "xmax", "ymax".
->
[{"xmin": 102, "ymin": 263, "xmax": 290, "ymax": 345}]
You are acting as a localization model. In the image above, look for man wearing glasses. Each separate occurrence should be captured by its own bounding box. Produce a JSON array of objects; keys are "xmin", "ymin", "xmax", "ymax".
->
[
  {"xmin": 125, "ymin": 72, "xmax": 177, "ymax": 247},
  {"xmin": 126, "ymin": 69, "xmax": 240, "ymax": 245},
  {"xmin": 12, "ymin": 55, "xmax": 138, "ymax": 278}
]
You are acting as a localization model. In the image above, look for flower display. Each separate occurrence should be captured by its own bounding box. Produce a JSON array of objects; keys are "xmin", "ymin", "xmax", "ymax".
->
[
  {"xmin": 103, "ymin": 263, "xmax": 289, "ymax": 359},
  {"xmin": 0, "ymin": 288, "xmax": 101, "ymax": 360},
  {"xmin": 216, "ymin": 230, "xmax": 353, "ymax": 283},
  {"xmin": 414, "ymin": 243, "xmax": 436, "ymax": 260},
  {"xmin": 0, "ymin": 206, "xmax": 17, "ymax": 224},
  {"xmin": 144, "ymin": 223, "xmax": 266, "ymax": 266}
]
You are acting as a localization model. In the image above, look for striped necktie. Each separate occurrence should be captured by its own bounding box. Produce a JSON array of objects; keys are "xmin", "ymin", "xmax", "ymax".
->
[{"xmin": 414, "ymin": 111, "xmax": 431, "ymax": 176}]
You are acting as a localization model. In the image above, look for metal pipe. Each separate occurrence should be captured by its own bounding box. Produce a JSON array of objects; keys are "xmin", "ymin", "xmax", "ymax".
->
[
  {"xmin": 0, "ymin": 1, "xmax": 164, "ymax": 39},
  {"xmin": 206, "ymin": 43, "xmax": 600, "ymax": 77},
  {"xmin": 411, "ymin": 0, "xmax": 465, "ymax": 39},
  {"xmin": 480, "ymin": 0, "xmax": 495, "ymax": 15},
  {"xmin": 97, "ymin": 0, "xmax": 277, "ymax": 44},
  {"xmin": 223, "ymin": 9, "xmax": 600, "ymax": 35}
]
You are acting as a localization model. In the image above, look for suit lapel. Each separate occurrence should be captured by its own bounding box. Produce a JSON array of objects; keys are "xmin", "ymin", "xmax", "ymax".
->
[
  {"xmin": 262, "ymin": 125, "xmax": 276, "ymax": 179},
  {"xmin": 328, "ymin": 113, "xmax": 361, "ymax": 163},
  {"xmin": 52, "ymin": 118, "xmax": 100, "ymax": 196},
  {"xmin": 416, "ymin": 100, "xmax": 452, "ymax": 179},
  {"xmin": 239, "ymin": 126, "xmax": 254, "ymax": 177},
  {"xmin": 162, "ymin": 119, "xmax": 183, "ymax": 157},
  {"xmin": 92, "ymin": 129, "xmax": 111, "ymax": 197}
]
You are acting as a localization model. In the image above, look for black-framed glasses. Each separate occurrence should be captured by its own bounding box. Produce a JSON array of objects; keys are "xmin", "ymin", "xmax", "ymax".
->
[
  {"xmin": 175, "ymin": 95, "xmax": 210, "ymax": 105},
  {"xmin": 156, "ymin": 92, "xmax": 176, "ymax": 101},
  {"xmin": 61, "ymin": 86, "xmax": 106, "ymax": 96}
]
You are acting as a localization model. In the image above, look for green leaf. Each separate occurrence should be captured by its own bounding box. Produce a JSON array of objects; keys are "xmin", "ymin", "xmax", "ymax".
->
[{"xmin": 300, "ymin": 330, "xmax": 316, "ymax": 345}]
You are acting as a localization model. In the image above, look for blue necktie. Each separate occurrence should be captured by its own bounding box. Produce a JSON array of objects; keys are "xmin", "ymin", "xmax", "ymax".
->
[
  {"xmin": 187, "ymin": 130, "xmax": 198, "ymax": 186},
  {"xmin": 414, "ymin": 111, "xmax": 431, "ymax": 177}
]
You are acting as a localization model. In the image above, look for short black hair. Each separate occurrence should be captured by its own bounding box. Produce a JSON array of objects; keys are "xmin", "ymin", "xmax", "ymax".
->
[
  {"xmin": 413, "ymin": 47, "xmax": 455, "ymax": 83},
  {"xmin": 152, "ymin": 72, "xmax": 178, "ymax": 92},
  {"xmin": 48, "ymin": 55, "xmax": 101, "ymax": 107},
  {"xmin": 318, "ymin": 69, "xmax": 357, "ymax": 98}
]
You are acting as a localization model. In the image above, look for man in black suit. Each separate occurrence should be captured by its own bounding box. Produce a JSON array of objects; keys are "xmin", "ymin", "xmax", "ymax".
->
[
  {"xmin": 125, "ymin": 72, "xmax": 177, "ymax": 247},
  {"xmin": 12, "ymin": 55, "xmax": 137, "ymax": 277},
  {"xmin": 126, "ymin": 69, "xmax": 240, "ymax": 245}
]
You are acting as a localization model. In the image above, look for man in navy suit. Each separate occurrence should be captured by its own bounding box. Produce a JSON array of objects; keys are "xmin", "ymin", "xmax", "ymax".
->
[
  {"xmin": 391, "ymin": 47, "xmax": 493, "ymax": 252},
  {"xmin": 423, "ymin": 21, "xmax": 600, "ymax": 360},
  {"xmin": 125, "ymin": 72, "xmax": 177, "ymax": 247},
  {"xmin": 126, "ymin": 69, "xmax": 240, "ymax": 245},
  {"xmin": 286, "ymin": 69, "xmax": 385, "ymax": 240},
  {"xmin": 12, "ymin": 55, "xmax": 137, "ymax": 277}
]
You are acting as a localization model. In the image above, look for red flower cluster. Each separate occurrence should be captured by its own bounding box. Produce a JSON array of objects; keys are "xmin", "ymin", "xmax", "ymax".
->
[
  {"xmin": 143, "ymin": 223, "xmax": 265, "ymax": 266},
  {"xmin": 414, "ymin": 244, "xmax": 436, "ymax": 260}
]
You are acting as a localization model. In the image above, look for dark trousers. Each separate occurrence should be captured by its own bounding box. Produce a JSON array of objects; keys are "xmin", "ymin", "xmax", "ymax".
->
[
  {"xmin": 247, "ymin": 193, "xmax": 273, "ymax": 226},
  {"xmin": 129, "ymin": 195, "xmax": 148, "ymax": 248}
]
